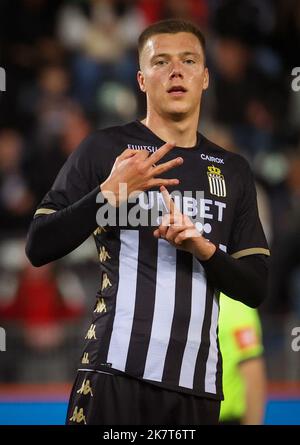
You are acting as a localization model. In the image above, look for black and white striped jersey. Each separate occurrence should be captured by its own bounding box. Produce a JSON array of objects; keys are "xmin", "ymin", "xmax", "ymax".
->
[{"xmin": 35, "ymin": 120, "xmax": 270, "ymax": 400}]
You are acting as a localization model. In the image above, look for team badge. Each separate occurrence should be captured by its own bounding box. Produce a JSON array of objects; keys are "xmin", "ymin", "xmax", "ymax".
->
[
  {"xmin": 207, "ymin": 165, "xmax": 226, "ymax": 197},
  {"xmin": 234, "ymin": 327, "xmax": 258, "ymax": 350}
]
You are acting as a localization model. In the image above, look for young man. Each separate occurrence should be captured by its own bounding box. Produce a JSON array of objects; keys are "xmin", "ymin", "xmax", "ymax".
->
[{"xmin": 26, "ymin": 19, "xmax": 270, "ymax": 425}]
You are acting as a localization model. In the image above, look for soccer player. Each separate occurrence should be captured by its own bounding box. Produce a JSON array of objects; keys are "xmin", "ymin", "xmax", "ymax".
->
[{"xmin": 26, "ymin": 19, "xmax": 270, "ymax": 425}]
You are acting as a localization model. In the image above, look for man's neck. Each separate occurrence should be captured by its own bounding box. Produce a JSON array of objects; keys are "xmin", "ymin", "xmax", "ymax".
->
[{"xmin": 141, "ymin": 112, "xmax": 199, "ymax": 148}]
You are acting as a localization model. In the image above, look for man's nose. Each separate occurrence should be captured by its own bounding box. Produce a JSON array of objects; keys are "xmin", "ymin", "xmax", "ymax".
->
[{"xmin": 169, "ymin": 62, "xmax": 183, "ymax": 79}]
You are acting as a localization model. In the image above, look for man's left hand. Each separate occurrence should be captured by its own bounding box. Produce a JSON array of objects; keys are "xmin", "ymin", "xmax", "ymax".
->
[{"xmin": 153, "ymin": 186, "xmax": 216, "ymax": 261}]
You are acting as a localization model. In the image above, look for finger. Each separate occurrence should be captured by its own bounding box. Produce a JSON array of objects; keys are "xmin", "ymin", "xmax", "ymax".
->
[
  {"xmin": 136, "ymin": 149, "xmax": 150, "ymax": 160},
  {"xmin": 165, "ymin": 222, "xmax": 187, "ymax": 240},
  {"xmin": 153, "ymin": 228, "xmax": 160, "ymax": 238},
  {"xmin": 145, "ymin": 141, "xmax": 176, "ymax": 167},
  {"xmin": 161, "ymin": 186, "xmax": 184, "ymax": 218},
  {"xmin": 162, "ymin": 212, "xmax": 188, "ymax": 228},
  {"xmin": 148, "ymin": 178, "xmax": 180, "ymax": 188},
  {"xmin": 161, "ymin": 213, "xmax": 172, "ymax": 226},
  {"xmin": 160, "ymin": 185, "xmax": 176, "ymax": 215},
  {"xmin": 117, "ymin": 148, "xmax": 139, "ymax": 161},
  {"xmin": 154, "ymin": 226, "xmax": 167, "ymax": 239},
  {"xmin": 159, "ymin": 216, "xmax": 184, "ymax": 239},
  {"xmin": 157, "ymin": 222, "xmax": 169, "ymax": 239},
  {"xmin": 174, "ymin": 229, "xmax": 190, "ymax": 245},
  {"xmin": 175, "ymin": 229, "xmax": 201, "ymax": 244},
  {"xmin": 152, "ymin": 157, "xmax": 183, "ymax": 176}
]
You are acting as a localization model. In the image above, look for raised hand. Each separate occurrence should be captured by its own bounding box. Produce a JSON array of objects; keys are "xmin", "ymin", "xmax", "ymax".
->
[
  {"xmin": 100, "ymin": 142, "xmax": 183, "ymax": 206},
  {"xmin": 154, "ymin": 186, "xmax": 216, "ymax": 260}
]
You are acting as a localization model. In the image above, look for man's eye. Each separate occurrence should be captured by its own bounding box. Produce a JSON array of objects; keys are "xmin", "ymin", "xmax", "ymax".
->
[
  {"xmin": 184, "ymin": 59, "xmax": 195, "ymax": 64},
  {"xmin": 155, "ymin": 60, "xmax": 167, "ymax": 65}
]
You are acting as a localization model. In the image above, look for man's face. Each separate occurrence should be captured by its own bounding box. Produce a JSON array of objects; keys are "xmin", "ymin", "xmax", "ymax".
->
[{"xmin": 138, "ymin": 32, "xmax": 209, "ymax": 119}]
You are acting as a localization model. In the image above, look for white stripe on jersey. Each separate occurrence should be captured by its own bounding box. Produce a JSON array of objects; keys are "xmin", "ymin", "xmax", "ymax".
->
[
  {"xmin": 179, "ymin": 258, "xmax": 207, "ymax": 389},
  {"xmin": 204, "ymin": 293, "xmax": 219, "ymax": 394},
  {"xmin": 107, "ymin": 230, "xmax": 139, "ymax": 371},
  {"xmin": 143, "ymin": 239, "xmax": 177, "ymax": 382}
]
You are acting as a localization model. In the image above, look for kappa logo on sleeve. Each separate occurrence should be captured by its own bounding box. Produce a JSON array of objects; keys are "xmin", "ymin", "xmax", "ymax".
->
[{"xmin": 234, "ymin": 326, "xmax": 259, "ymax": 350}]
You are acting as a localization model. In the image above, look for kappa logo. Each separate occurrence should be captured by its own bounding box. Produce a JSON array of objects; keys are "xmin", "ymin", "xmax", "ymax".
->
[
  {"xmin": 94, "ymin": 226, "xmax": 107, "ymax": 236},
  {"xmin": 99, "ymin": 246, "xmax": 111, "ymax": 263},
  {"xmin": 85, "ymin": 324, "xmax": 97, "ymax": 340},
  {"xmin": 102, "ymin": 273, "xmax": 112, "ymax": 291},
  {"xmin": 94, "ymin": 297, "xmax": 107, "ymax": 314},
  {"xmin": 69, "ymin": 406, "xmax": 87, "ymax": 424},
  {"xmin": 81, "ymin": 352, "xmax": 89, "ymax": 364},
  {"xmin": 207, "ymin": 165, "xmax": 226, "ymax": 198},
  {"xmin": 77, "ymin": 379, "xmax": 93, "ymax": 397}
]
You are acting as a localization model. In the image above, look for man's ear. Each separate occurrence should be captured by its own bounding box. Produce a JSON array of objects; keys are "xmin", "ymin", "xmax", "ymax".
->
[
  {"xmin": 137, "ymin": 70, "xmax": 146, "ymax": 93},
  {"xmin": 203, "ymin": 67, "xmax": 209, "ymax": 90}
]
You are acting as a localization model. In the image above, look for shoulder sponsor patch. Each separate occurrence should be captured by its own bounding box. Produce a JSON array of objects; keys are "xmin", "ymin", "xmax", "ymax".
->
[{"xmin": 234, "ymin": 326, "xmax": 259, "ymax": 350}]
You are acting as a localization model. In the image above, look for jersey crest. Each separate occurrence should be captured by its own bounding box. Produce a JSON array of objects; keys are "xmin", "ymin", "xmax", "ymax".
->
[{"xmin": 207, "ymin": 165, "xmax": 226, "ymax": 197}]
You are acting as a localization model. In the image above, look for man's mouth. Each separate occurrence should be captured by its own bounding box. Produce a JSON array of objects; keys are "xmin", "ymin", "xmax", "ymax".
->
[{"xmin": 167, "ymin": 86, "xmax": 187, "ymax": 95}]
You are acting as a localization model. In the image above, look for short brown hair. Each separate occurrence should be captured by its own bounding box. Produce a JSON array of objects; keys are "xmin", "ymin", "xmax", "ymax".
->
[{"xmin": 138, "ymin": 19, "xmax": 206, "ymax": 60}]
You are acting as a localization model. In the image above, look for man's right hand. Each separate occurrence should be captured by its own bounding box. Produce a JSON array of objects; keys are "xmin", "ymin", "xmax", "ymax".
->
[{"xmin": 100, "ymin": 142, "xmax": 183, "ymax": 206}]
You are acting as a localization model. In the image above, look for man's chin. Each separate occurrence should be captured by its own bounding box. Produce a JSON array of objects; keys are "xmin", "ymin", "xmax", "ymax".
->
[{"xmin": 167, "ymin": 108, "xmax": 189, "ymax": 121}]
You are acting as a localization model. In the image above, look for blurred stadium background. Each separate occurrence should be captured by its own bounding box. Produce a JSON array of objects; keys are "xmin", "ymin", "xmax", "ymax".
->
[{"xmin": 0, "ymin": 0, "xmax": 299, "ymax": 425}]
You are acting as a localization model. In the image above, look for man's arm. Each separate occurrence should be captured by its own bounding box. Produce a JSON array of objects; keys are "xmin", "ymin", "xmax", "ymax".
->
[
  {"xmin": 26, "ymin": 187, "xmax": 101, "ymax": 267},
  {"xmin": 239, "ymin": 357, "xmax": 266, "ymax": 424},
  {"xmin": 26, "ymin": 142, "xmax": 182, "ymax": 267},
  {"xmin": 154, "ymin": 186, "xmax": 269, "ymax": 308},
  {"xmin": 199, "ymin": 249, "xmax": 268, "ymax": 308}
]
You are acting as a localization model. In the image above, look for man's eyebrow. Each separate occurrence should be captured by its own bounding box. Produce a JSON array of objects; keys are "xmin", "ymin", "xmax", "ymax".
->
[
  {"xmin": 179, "ymin": 51, "xmax": 200, "ymax": 57},
  {"xmin": 151, "ymin": 53, "xmax": 169, "ymax": 60},
  {"xmin": 151, "ymin": 51, "xmax": 201, "ymax": 60}
]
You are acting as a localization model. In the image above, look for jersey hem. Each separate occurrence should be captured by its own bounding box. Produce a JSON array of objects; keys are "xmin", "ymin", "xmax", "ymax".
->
[{"xmin": 77, "ymin": 365, "xmax": 224, "ymax": 401}]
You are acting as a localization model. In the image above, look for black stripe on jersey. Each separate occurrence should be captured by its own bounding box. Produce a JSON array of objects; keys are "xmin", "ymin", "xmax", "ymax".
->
[
  {"xmin": 125, "ymin": 227, "xmax": 158, "ymax": 376},
  {"xmin": 162, "ymin": 250, "xmax": 193, "ymax": 385},
  {"xmin": 96, "ymin": 228, "xmax": 122, "ymax": 367},
  {"xmin": 214, "ymin": 289, "xmax": 223, "ymax": 396},
  {"xmin": 193, "ymin": 281, "xmax": 215, "ymax": 392},
  {"xmin": 215, "ymin": 324, "xmax": 223, "ymax": 396}
]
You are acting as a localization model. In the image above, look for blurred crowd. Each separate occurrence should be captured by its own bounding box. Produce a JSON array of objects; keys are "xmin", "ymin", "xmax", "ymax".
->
[{"xmin": 0, "ymin": 0, "xmax": 299, "ymax": 383}]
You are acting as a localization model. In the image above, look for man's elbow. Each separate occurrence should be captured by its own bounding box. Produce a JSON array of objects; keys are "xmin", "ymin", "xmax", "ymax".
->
[
  {"xmin": 243, "ymin": 279, "xmax": 268, "ymax": 308},
  {"xmin": 246, "ymin": 295, "xmax": 264, "ymax": 309},
  {"xmin": 25, "ymin": 223, "xmax": 49, "ymax": 267},
  {"xmin": 241, "ymin": 256, "xmax": 269, "ymax": 308},
  {"xmin": 25, "ymin": 241, "xmax": 47, "ymax": 267}
]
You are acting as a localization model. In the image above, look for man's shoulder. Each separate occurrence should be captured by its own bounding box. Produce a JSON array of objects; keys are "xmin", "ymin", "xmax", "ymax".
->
[
  {"xmin": 73, "ymin": 121, "xmax": 140, "ymax": 158},
  {"xmin": 91, "ymin": 121, "xmax": 139, "ymax": 140}
]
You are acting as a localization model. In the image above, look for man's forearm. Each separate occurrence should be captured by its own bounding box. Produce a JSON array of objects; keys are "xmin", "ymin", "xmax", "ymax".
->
[
  {"xmin": 240, "ymin": 358, "xmax": 266, "ymax": 424},
  {"xmin": 26, "ymin": 187, "xmax": 103, "ymax": 267},
  {"xmin": 199, "ymin": 249, "xmax": 269, "ymax": 308}
]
